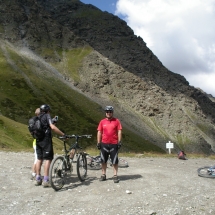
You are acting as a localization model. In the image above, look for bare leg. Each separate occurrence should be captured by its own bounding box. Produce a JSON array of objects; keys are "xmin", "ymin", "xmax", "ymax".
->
[
  {"xmin": 44, "ymin": 160, "xmax": 52, "ymax": 177},
  {"xmin": 32, "ymin": 146, "xmax": 37, "ymax": 176},
  {"xmin": 101, "ymin": 163, "xmax": 107, "ymax": 175},
  {"xmin": 32, "ymin": 163, "xmax": 36, "ymax": 176},
  {"xmin": 36, "ymin": 159, "xmax": 42, "ymax": 176},
  {"xmin": 113, "ymin": 164, "xmax": 118, "ymax": 176}
]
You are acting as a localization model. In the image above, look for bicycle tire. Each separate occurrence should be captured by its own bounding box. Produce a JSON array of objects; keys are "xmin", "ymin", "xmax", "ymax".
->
[
  {"xmin": 77, "ymin": 154, "xmax": 87, "ymax": 181},
  {"xmin": 118, "ymin": 158, "xmax": 129, "ymax": 168},
  {"xmin": 49, "ymin": 156, "xmax": 68, "ymax": 191},
  {"xmin": 197, "ymin": 166, "xmax": 215, "ymax": 178},
  {"xmin": 86, "ymin": 156, "xmax": 102, "ymax": 170},
  {"xmin": 108, "ymin": 157, "xmax": 129, "ymax": 168}
]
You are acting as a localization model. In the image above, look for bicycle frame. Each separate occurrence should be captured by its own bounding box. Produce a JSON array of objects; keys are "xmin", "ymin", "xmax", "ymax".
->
[{"xmin": 61, "ymin": 134, "xmax": 91, "ymax": 156}]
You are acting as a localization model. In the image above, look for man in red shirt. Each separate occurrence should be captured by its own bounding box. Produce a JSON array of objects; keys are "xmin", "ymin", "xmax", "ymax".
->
[{"xmin": 97, "ymin": 106, "xmax": 122, "ymax": 183}]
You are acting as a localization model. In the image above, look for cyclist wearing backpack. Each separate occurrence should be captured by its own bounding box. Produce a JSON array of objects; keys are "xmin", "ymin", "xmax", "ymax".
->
[
  {"xmin": 31, "ymin": 109, "xmax": 59, "ymax": 180},
  {"xmin": 35, "ymin": 104, "xmax": 65, "ymax": 187}
]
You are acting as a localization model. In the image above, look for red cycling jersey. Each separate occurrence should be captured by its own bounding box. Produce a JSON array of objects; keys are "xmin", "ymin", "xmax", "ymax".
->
[{"xmin": 97, "ymin": 118, "xmax": 122, "ymax": 144}]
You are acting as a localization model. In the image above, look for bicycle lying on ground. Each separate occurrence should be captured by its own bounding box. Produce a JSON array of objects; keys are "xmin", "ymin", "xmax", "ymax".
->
[
  {"xmin": 86, "ymin": 154, "xmax": 129, "ymax": 170},
  {"xmin": 49, "ymin": 134, "xmax": 91, "ymax": 191},
  {"xmin": 197, "ymin": 165, "xmax": 215, "ymax": 178}
]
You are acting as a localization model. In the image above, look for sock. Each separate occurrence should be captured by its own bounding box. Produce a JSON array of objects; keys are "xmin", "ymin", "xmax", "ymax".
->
[
  {"xmin": 44, "ymin": 176, "xmax": 49, "ymax": 182},
  {"xmin": 36, "ymin": 175, "xmax": 41, "ymax": 181},
  {"xmin": 32, "ymin": 172, "xmax": 36, "ymax": 177}
]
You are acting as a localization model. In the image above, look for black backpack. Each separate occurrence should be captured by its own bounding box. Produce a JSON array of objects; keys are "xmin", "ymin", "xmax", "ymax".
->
[{"xmin": 28, "ymin": 115, "xmax": 45, "ymax": 140}]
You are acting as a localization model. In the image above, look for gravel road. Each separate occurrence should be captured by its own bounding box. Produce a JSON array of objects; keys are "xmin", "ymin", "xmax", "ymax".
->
[{"xmin": 0, "ymin": 151, "xmax": 215, "ymax": 215}]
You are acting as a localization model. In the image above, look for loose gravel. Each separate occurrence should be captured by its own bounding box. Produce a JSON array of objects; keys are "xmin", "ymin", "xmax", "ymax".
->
[{"xmin": 0, "ymin": 151, "xmax": 215, "ymax": 215}]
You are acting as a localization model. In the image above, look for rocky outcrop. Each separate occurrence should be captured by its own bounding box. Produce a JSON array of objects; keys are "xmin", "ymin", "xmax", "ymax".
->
[{"xmin": 0, "ymin": 0, "xmax": 215, "ymax": 153}]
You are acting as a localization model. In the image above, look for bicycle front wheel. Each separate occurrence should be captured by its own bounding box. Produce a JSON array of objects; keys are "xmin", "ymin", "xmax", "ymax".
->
[
  {"xmin": 197, "ymin": 166, "xmax": 215, "ymax": 178},
  {"xmin": 49, "ymin": 156, "xmax": 67, "ymax": 191},
  {"xmin": 77, "ymin": 153, "xmax": 87, "ymax": 181}
]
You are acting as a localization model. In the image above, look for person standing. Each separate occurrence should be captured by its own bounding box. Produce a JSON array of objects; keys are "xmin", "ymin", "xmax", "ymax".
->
[
  {"xmin": 35, "ymin": 104, "xmax": 65, "ymax": 187},
  {"xmin": 97, "ymin": 106, "xmax": 122, "ymax": 183},
  {"xmin": 30, "ymin": 108, "xmax": 40, "ymax": 180},
  {"xmin": 31, "ymin": 112, "xmax": 59, "ymax": 180}
]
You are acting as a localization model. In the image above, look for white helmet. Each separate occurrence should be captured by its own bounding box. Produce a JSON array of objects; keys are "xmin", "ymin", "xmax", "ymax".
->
[{"xmin": 104, "ymin": 106, "xmax": 114, "ymax": 112}]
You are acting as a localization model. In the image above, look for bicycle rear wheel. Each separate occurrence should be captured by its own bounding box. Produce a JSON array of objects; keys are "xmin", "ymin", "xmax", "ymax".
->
[
  {"xmin": 77, "ymin": 154, "xmax": 87, "ymax": 181},
  {"xmin": 49, "ymin": 156, "xmax": 68, "ymax": 191},
  {"xmin": 86, "ymin": 156, "xmax": 102, "ymax": 170},
  {"xmin": 197, "ymin": 166, "xmax": 215, "ymax": 178},
  {"xmin": 118, "ymin": 158, "xmax": 129, "ymax": 168}
]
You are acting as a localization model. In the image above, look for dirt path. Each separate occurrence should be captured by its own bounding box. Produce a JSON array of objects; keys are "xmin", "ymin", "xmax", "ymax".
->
[{"xmin": 0, "ymin": 151, "xmax": 214, "ymax": 215}]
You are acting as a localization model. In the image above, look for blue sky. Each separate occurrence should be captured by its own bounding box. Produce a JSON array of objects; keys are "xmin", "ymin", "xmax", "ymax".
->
[
  {"xmin": 80, "ymin": 0, "xmax": 117, "ymax": 14},
  {"xmin": 80, "ymin": 0, "xmax": 215, "ymax": 97}
]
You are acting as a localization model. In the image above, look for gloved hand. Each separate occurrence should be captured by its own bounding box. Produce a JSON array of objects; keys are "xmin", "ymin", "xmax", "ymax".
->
[
  {"xmin": 97, "ymin": 143, "xmax": 101, "ymax": 150},
  {"xmin": 62, "ymin": 134, "xmax": 68, "ymax": 139},
  {"xmin": 117, "ymin": 141, "xmax": 122, "ymax": 149},
  {"xmin": 52, "ymin": 116, "xmax": 58, "ymax": 124}
]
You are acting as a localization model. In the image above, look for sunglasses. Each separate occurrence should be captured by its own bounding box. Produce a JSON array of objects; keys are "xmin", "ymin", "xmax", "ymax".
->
[{"xmin": 106, "ymin": 111, "xmax": 113, "ymax": 113}]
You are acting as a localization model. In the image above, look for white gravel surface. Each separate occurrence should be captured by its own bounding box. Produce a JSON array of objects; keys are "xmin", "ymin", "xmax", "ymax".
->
[{"xmin": 0, "ymin": 151, "xmax": 215, "ymax": 215}]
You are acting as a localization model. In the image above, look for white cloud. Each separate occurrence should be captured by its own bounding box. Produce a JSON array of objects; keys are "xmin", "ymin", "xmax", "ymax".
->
[
  {"xmin": 186, "ymin": 73, "xmax": 215, "ymax": 96},
  {"xmin": 115, "ymin": 0, "xmax": 215, "ymax": 96}
]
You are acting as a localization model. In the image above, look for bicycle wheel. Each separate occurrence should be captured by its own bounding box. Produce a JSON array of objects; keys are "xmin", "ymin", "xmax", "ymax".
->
[
  {"xmin": 108, "ymin": 157, "xmax": 129, "ymax": 168},
  {"xmin": 77, "ymin": 153, "xmax": 87, "ymax": 181},
  {"xmin": 86, "ymin": 156, "xmax": 102, "ymax": 170},
  {"xmin": 197, "ymin": 166, "xmax": 215, "ymax": 178},
  {"xmin": 118, "ymin": 158, "xmax": 129, "ymax": 168},
  {"xmin": 49, "ymin": 156, "xmax": 68, "ymax": 191}
]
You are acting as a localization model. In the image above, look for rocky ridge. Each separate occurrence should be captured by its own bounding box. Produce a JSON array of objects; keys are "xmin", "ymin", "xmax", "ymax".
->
[{"xmin": 0, "ymin": 0, "xmax": 215, "ymax": 153}]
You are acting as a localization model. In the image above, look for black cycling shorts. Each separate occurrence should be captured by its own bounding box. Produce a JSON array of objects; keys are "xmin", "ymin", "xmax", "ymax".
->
[
  {"xmin": 36, "ymin": 136, "xmax": 54, "ymax": 160},
  {"xmin": 100, "ymin": 143, "xmax": 118, "ymax": 164}
]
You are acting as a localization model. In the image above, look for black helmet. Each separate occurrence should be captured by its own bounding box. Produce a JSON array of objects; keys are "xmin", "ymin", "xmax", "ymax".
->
[
  {"xmin": 104, "ymin": 106, "xmax": 114, "ymax": 112},
  {"xmin": 40, "ymin": 104, "xmax": 50, "ymax": 113}
]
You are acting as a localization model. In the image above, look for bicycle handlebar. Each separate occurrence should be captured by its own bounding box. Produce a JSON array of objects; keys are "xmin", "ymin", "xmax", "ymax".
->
[{"xmin": 59, "ymin": 134, "xmax": 92, "ymax": 139}]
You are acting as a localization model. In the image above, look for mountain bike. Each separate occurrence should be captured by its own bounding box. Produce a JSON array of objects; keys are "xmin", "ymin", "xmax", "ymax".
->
[
  {"xmin": 49, "ymin": 134, "xmax": 91, "ymax": 191},
  {"xmin": 197, "ymin": 165, "xmax": 215, "ymax": 178},
  {"xmin": 86, "ymin": 154, "xmax": 129, "ymax": 170},
  {"xmin": 86, "ymin": 155, "xmax": 102, "ymax": 170}
]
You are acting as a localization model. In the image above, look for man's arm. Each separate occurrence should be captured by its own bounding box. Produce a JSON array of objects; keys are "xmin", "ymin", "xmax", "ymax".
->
[
  {"xmin": 118, "ymin": 130, "xmax": 122, "ymax": 142},
  {"xmin": 97, "ymin": 130, "xmax": 102, "ymax": 143},
  {"xmin": 96, "ymin": 130, "xmax": 102, "ymax": 150},
  {"xmin": 50, "ymin": 123, "xmax": 64, "ymax": 136}
]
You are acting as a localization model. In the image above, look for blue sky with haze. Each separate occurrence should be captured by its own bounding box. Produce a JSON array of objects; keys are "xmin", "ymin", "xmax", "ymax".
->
[{"xmin": 80, "ymin": 0, "xmax": 215, "ymax": 97}]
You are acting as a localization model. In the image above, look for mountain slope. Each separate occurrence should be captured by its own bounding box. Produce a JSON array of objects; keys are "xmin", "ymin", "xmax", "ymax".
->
[
  {"xmin": 0, "ymin": 0, "xmax": 215, "ymax": 154},
  {"xmin": 0, "ymin": 38, "xmax": 163, "ymax": 153}
]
